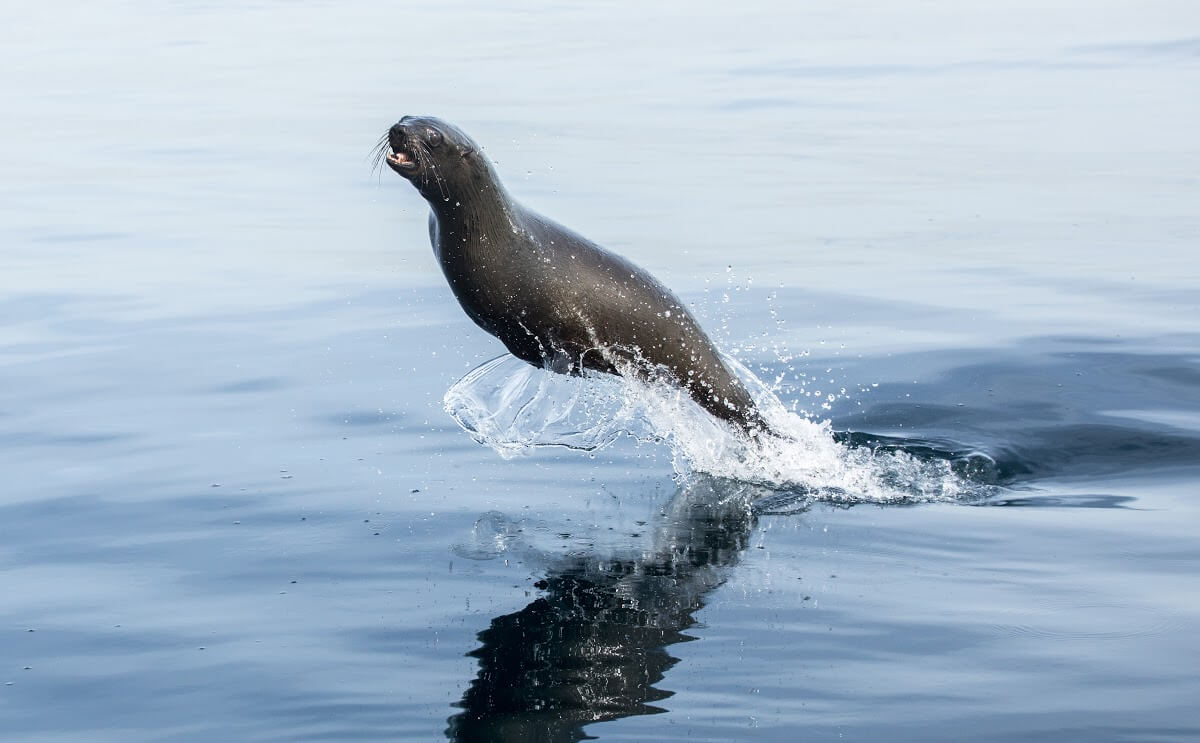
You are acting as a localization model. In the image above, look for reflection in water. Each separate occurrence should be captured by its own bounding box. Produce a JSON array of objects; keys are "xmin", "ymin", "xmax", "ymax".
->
[{"xmin": 446, "ymin": 477, "xmax": 778, "ymax": 742}]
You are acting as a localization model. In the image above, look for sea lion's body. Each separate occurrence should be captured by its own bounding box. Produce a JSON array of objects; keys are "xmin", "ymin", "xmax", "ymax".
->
[{"xmin": 383, "ymin": 116, "xmax": 762, "ymax": 433}]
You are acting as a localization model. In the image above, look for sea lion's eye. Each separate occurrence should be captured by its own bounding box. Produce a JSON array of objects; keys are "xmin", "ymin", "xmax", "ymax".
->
[{"xmin": 428, "ymin": 129, "xmax": 443, "ymax": 147}]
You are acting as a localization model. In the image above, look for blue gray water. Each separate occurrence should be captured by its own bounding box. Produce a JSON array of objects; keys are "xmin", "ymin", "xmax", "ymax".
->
[{"xmin": 2, "ymin": 2, "xmax": 1199, "ymax": 741}]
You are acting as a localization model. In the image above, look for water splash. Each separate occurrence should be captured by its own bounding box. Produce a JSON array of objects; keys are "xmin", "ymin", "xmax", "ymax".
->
[{"xmin": 444, "ymin": 354, "xmax": 991, "ymax": 504}]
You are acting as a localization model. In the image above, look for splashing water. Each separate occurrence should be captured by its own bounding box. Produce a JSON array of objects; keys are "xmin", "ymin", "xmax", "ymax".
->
[{"xmin": 444, "ymin": 354, "xmax": 991, "ymax": 504}]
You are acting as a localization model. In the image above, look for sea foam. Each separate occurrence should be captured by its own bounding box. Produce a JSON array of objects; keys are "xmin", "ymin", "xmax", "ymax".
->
[{"xmin": 444, "ymin": 354, "xmax": 987, "ymax": 504}]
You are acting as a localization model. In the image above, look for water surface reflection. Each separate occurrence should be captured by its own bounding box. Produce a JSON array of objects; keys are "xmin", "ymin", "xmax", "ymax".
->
[{"xmin": 447, "ymin": 477, "xmax": 777, "ymax": 742}]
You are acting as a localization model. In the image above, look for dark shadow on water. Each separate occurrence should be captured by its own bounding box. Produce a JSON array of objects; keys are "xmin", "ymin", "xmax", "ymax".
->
[
  {"xmin": 446, "ymin": 476, "xmax": 777, "ymax": 743},
  {"xmin": 826, "ymin": 341, "xmax": 1200, "ymax": 491},
  {"xmin": 830, "ymin": 423, "xmax": 1200, "ymax": 503},
  {"xmin": 831, "ymin": 430, "xmax": 1015, "ymax": 486},
  {"xmin": 207, "ymin": 376, "xmax": 290, "ymax": 394},
  {"xmin": 981, "ymin": 493, "xmax": 1141, "ymax": 509},
  {"xmin": 317, "ymin": 409, "xmax": 406, "ymax": 427}
]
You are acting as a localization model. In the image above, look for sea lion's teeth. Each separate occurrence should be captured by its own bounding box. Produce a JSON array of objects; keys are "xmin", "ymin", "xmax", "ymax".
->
[{"xmin": 386, "ymin": 149, "xmax": 416, "ymax": 166}]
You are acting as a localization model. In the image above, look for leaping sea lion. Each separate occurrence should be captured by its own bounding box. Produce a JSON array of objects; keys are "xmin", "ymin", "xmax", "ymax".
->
[{"xmin": 380, "ymin": 115, "xmax": 766, "ymax": 435}]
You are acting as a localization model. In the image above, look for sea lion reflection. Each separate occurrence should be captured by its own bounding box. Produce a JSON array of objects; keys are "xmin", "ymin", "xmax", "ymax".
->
[{"xmin": 446, "ymin": 477, "xmax": 784, "ymax": 742}]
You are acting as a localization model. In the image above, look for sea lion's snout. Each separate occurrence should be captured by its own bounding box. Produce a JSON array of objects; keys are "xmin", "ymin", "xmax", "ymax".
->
[
  {"xmin": 386, "ymin": 122, "xmax": 418, "ymax": 172},
  {"xmin": 388, "ymin": 118, "xmax": 413, "ymax": 142}
]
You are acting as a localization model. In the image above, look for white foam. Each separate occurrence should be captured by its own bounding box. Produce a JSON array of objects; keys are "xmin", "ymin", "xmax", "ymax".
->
[{"xmin": 444, "ymin": 354, "xmax": 972, "ymax": 504}]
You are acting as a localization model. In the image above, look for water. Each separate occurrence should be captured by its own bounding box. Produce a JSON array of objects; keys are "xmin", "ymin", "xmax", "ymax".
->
[
  {"xmin": 443, "ymin": 353, "xmax": 986, "ymax": 503},
  {"xmin": 2, "ymin": 2, "xmax": 1199, "ymax": 741}
]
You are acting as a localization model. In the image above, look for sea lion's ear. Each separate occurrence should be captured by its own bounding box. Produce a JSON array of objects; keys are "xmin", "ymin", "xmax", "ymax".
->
[{"xmin": 456, "ymin": 145, "xmax": 475, "ymax": 158}]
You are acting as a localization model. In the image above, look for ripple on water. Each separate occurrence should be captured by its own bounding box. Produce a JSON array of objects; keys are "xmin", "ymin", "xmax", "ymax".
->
[{"xmin": 990, "ymin": 599, "xmax": 1178, "ymax": 642}]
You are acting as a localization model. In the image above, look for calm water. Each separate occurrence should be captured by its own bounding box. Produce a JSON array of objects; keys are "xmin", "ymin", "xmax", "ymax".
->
[{"xmin": 2, "ymin": 2, "xmax": 1199, "ymax": 741}]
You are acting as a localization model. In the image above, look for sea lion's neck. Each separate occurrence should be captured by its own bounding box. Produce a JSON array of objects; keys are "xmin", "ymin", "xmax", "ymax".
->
[{"xmin": 427, "ymin": 180, "xmax": 525, "ymax": 258}]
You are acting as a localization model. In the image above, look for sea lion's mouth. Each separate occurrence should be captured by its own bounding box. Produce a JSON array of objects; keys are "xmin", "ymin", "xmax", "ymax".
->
[{"xmin": 387, "ymin": 147, "xmax": 416, "ymax": 170}]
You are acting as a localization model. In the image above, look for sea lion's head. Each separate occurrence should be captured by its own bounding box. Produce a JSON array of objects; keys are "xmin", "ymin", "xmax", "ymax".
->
[{"xmin": 381, "ymin": 116, "xmax": 487, "ymax": 202}]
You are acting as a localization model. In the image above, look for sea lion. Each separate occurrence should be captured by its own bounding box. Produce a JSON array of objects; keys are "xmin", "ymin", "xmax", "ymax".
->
[{"xmin": 380, "ymin": 115, "xmax": 765, "ymax": 434}]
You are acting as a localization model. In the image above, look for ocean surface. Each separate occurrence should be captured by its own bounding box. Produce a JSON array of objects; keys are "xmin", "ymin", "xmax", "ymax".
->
[{"xmin": 2, "ymin": 2, "xmax": 1199, "ymax": 741}]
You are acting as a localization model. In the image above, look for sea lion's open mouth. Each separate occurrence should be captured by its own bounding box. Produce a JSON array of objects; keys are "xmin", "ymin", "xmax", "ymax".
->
[{"xmin": 387, "ymin": 148, "xmax": 416, "ymax": 170}]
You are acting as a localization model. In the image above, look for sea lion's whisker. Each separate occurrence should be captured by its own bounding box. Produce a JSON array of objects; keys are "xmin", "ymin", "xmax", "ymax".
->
[
  {"xmin": 414, "ymin": 139, "xmax": 449, "ymax": 200},
  {"xmin": 368, "ymin": 133, "xmax": 394, "ymax": 180},
  {"xmin": 367, "ymin": 133, "xmax": 389, "ymax": 162}
]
